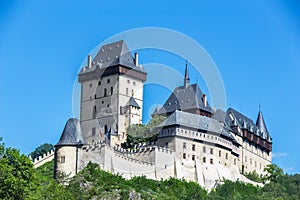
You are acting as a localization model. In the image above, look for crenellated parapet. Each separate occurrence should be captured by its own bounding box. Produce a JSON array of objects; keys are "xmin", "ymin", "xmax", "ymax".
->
[{"xmin": 32, "ymin": 149, "xmax": 55, "ymax": 168}]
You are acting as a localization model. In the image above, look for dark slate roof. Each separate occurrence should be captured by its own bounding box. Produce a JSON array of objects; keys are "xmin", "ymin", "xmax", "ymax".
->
[
  {"xmin": 79, "ymin": 40, "xmax": 145, "ymax": 75},
  {"xmin": 225, "ymin": 108, "xmax": 271, "ymax": 141},
  {"xmin": 213, "ymin": 109, "xmax": 226, "ymax": 123},
  {"xmin": 153, "ymin": 84, "xmax": 213, "ymax": 115},
  {"xmin": 55, "ymin": 118, "xmax": 85, "ymax": 147},
  {"xmin": 158, "ymin": 110, "xmax": 236, "ymax": 141},
  {"xmin": 256, "ymin": 111, "xmax": 270, "ymax": 141},
  {"xmin": 128, "ymin": 97, "xmax": 140, "ymax": 109}
]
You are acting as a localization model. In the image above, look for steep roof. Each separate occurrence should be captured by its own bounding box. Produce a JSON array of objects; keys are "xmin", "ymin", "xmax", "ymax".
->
[
  {"xmin": 225, "ymin": 108, "xmax": 271, "ymax": 142},
  {"xmin": 153, "ymin": 84, "xmax": 213, "ymax": 115},
  {"xmin": 55, "ymin": 118, "xmax": 85, "ymax": 147},
  {"xmin": 256, "ymin": 111, "xmax": 269, "ymax": 140},
  {"xmin": 128, "ymin": 97, "xmax": 140, "ymax": 109},
  {"xmin": 79, "ymin": 40, "xmax": 145, "ymax": 75},
  {"xmin": 158, "ymin": 110, "xmax": 236, "ymax": 141}
]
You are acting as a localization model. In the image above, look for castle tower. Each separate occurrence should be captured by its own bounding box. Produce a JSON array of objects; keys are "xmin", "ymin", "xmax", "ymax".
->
[
  {"xmin": 78, "ymin": 40, "xmax": 147, "ymax": 146},
  {"xmin": 54, "ymin": 118, "xmax": 85, "ymax": 179}
]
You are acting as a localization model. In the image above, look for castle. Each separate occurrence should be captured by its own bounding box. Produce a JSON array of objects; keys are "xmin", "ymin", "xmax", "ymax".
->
[{"xmin": 53, "ymin": 40, "xmax": 272, "ymax": 190}]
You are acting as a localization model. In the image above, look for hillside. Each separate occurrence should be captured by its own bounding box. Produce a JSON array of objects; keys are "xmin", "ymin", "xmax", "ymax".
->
[{"xmin": 0, "ymin": 138, "xmax": 299, "ymax": 199}]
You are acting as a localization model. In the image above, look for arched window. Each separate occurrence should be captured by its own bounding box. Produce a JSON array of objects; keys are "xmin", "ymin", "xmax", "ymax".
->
[
  {"xmin": 93, "ymin": 106, "xmax": 97, "ymax": 119},
  {"xmin": 104, "ymin": 88, "xmax": 107, "ymax": 97}
]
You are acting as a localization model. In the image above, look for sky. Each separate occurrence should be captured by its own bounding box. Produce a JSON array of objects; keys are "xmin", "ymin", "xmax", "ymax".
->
[{"xmin": 0, "ymin": 0, "xmax": 299, "ymax": 173}]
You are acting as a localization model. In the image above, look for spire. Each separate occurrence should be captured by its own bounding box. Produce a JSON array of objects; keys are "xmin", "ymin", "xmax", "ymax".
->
[
  {"xmin": 256, "ymin": 107, "xmax": 268, "ymax": 138},
  {"xmin": 184, "ymin": 61, "xmax": 190, "ymax": 88}
]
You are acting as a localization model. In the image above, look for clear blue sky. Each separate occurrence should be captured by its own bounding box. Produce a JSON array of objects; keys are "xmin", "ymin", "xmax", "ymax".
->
[{"xmin": 0, "ymin": 1, "xmax": 299, "ymax": 173}]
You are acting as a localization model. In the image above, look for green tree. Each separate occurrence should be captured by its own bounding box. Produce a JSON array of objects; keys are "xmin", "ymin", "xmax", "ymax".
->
[
  {"xmin": 0, "ymin": 137, "xmax": 35, "ymax": 200},
  {"xmin": 123, "ymin": 115, "xmax": 166, "ymax": 148},
  {"xmin": 29, "ymin": 143, "xmax": 53, "ymax": 161},
  {"xmin": 263, "ymin": 164, "xmax": 284, "ymax": 182}
]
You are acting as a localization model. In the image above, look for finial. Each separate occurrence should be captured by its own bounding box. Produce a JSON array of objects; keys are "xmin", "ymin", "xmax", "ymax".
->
[{"xmin": 184, "ymin": 61, "xmax": 190, "ymax": 88}]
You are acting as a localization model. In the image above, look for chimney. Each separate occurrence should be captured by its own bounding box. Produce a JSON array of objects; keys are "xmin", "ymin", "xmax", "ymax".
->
[
  {"xmin": 87, "ymin": 55, "xmax": 92, "ymax": 68},
  {"xmin": 202, "ymin": 94, "xmax": 207, "ymax": 107},
  {"xmin": 134, "ymin": 52, "xmax": 138, "ymax": 66}
]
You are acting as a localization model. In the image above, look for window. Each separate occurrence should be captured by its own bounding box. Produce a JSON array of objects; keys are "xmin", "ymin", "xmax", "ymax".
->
[
  {"xmin": 98, "ymin": 81, "xmax": 101, "ymax": 86},
  {"xmin": 250, "ymin": 159, "xmax": 252, "ymax": 165},
  {"xmin": 93, "ymin": 106, "xmax": 97, "ymax": 119},
  {"xmin": 89, "ymin": 83, "xmax": 92, "ymax": 88},
  {"xmin": 107, "ymin": 79, "xmax": 110, "ymax": 84},
  {"xmin": 245, "ymin": 156, "xmax": 247, "ymax": 162},
  {"xmin": 203, "ymin": 146, "xmax": 206, "ymax": 153},
  {"xmin": 92, "ymin": 127, "xmax": 96, "ymax": 136},
  {"xmin": 131, "ymin": 89, "xmax": 134, "ymax": 96},
  {"xmin": 234, "ymin": 158, "xmax": 236, "ymax": 165},
  {"xmin": 210, "ymin": 158, "xmax": 213, "ymax": 164},
  {"xmin": 192, "ymin": 144, "xmax": 195, "ymax": 151},
  {"xmin": 127, "ymin": 80, "xmax": 130, "ymax": 84},
  {"xmin": 219, "ymin": 150, "xmax": 221, "ymax": 157},
  {"xmin": 107, "ymin": 104, "xmax": 110, "ymax": 108},
  {"xmin": 192, "ymin": 155, "xmax": 195, "ymax": 161},
  {"xmin": 104, "ymin": 88, "xmax": 107, "ymax": 96},
  {"xmin": 183, "ymin": 153, "xmax": 186, "ymax": 159},
  {"xmin": 210, "ymin": 148, "xmax": 213, "ymax": 155},
  {"xmin": 126, "ymin": 88, "xmax": 128, "ymax": 96},
  {"xmin": 133, "ymin": 81, "xmax": 136, "ymax": 86},
  {"xmin": 255, "ymin": 161, "xmax": 257, "ymax": 167},
  {"xmin": 203, "ymin": 157, "xmax": 206, "ymax": 163},
  {"xmin": 226, "ymin": 153, "xmax": 228, "ymax": 160},
  {"xmin": 183, "ymin": 142, "xmax": 186, "ymax": 149},
  {"xmin": 61, "ymin": 156, "xmax": 65, "ymax": 163},
  {"xmin": 260, "ymin": 163, "xmax": 262, "ymax": 169},
  {"xmin": 165, "ymin": 142, "xmax": 168, "ymax": 147},
  {"xmin": 111, "ymin": 87, "xmax": 113, "ymax": 95}
]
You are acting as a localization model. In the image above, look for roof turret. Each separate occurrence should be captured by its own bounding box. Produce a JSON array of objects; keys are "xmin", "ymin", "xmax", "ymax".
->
[{"xmin": 55, "ymin": 118, "xmax": 85, "ymax": 147}]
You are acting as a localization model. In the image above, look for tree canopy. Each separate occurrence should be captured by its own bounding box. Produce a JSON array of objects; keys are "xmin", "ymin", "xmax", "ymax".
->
[{"xmin": 29, "ymin": 143, "xmax": 54, "ymax": 161}]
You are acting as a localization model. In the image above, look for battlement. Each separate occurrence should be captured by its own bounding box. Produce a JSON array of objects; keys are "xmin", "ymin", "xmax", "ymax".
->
[{"xmin": 32, "ymin": 149, "xmax": 55, "ymax": 168}]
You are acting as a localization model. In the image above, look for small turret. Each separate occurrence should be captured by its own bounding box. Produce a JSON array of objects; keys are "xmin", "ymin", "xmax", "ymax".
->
[
  {"xmin": 54, "ymin": 118, "xmax": 85, "ymax": 180},
  {"xmin": 256, "ymin": 107, "xmax": 269, "ymax": 140}
]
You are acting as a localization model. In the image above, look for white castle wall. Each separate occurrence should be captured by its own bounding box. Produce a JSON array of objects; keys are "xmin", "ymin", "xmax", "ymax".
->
[
  {"xmin": 32, "ymin": 149, "xmax": 55, "ymax": 168},
  {"xmin": 61, "ymin": 142, "xmax": 260, "ymax": 191}
]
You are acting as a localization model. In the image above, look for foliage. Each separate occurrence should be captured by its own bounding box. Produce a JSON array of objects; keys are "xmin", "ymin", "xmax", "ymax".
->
[
  {"xmin": 29, "ymin": 143, "xmax": 53, "ymax": 161},
  {"xmin": 122, "ymin": 115, "xmax": 166, "ymax": 148},
  {"xmin": 0, "ymin": 138, "xmax": 35, "ymax": 200},
  {"xmin": 244, "ymin": 170, "xmax": 264, "ymax": 183},
  {"xmin": 263, "ymin": 164, "xmax": 284, "ymax": 182},
  {"xmin": 209, "ymin": 180, "xmax": 260, "ymax": 200}
]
